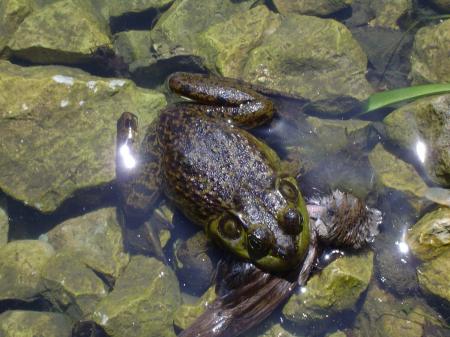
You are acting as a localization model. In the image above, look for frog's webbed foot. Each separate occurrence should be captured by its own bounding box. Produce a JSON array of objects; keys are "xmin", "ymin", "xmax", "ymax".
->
[
  {"xmin": 168, "ymin": 72, "xmax": 274, "ymax": 129},
  {"xmin": 116, "ymin": 112, "xmax": 165, "ymax": 262},
  {"xmin": 307, "ymin": 190, "xmax": 382, "ymax": 249}
]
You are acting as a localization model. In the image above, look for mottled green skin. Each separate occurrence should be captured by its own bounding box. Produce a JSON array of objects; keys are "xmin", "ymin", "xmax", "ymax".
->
[{"xmin": 117, "ymin": 73, "xmax": 310, "ymax": 271}]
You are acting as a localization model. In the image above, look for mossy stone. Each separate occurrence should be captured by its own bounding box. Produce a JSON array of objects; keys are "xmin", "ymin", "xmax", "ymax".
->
[
  {"xmin": 44, "ymin": 207, "xmax": 129, "ymax": 279},
  {"xmin": 407, "ymin": 207, "xmax": 450, "ymax": 261},
  {"xmin": 0, "ymin": 61, "xmax": 166, "ymax": 213},
  {"xmin": 417, "ymin": 249, "xmax": 450, "ymax": 303},
  {"xmin": 410, "ymin": 19, "xmax": 450, "ymax": 84},
  {"xmin": 0, "ymin": 310, "xmax": 72, "ymax": 337},
  {"xmin": 283, "ymin": 251, "xmax": 373, "ymax": 325},
  {"xmin": 0, "ymin": 196, "xmax": 7, "ymax": 246},
  {"xmin": 41, "ymin": 252, "xmax": 108, "ymax": 319},
  {"xmin": 383, "ymin": 94, "xmax": 450, "ymax": 187},
  {"xmin": 273, "ymin": 0, "xmax": 352, "ymax": 16},
  {"xmin": 0, "ymin": 240, "xmax": 54, "ymax": 301},
  {"xmin": 92, "ymin": 256, "xmax": 181, "ymax": 337},
  {"xmin": 6, "ymin": 0, "xmax": 111, "ymax": 64}
]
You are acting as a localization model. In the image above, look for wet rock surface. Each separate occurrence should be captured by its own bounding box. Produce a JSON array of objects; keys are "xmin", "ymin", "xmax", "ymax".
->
[
  {"xmin": 44, "ymin": 207, "xmax": 129, "ymax": 279},
  {"xmin": 0, "ymin": 240, "xmax": 54, "ymax": 301},
  {"xmin": 283, "ymin": 251, "xmax": 373, "ymax": 326},
  {"xmin": 0, "ymin": 196, "xmax": 7, "ymax": 246},
  {"xmin": 353, "ymin": 284, "xmax": 447, "ymax": 337},
  {"xmin": 5, "ymin": 0, "xmax": 111, "ymax": 64},
  {"xmin": 92, "ymin": 255, "xmax": 181, "ymax": 337},
  {"xmin": 272, "ymin": 0, "xmax": 351, "ymax": 17},
  {"xmin": 0, "ymin": 61, "xmax": 165, "ymax": 213},
  {"xmin": 417, "ymin": 249, "xmax": 450, "ymax": 303},
  {"xmin": 368, "ymin": 0, "xmax": 412, "ymax": 29},
  {"xmin": 410, "ymin": 19, "xmax": 450, "ymax": 84},
  {"xmin": 0, "ymin": 310, "xmax": 72, "ymax": 337},
  {"xmin": 407, "ymin": 207, "xmax": 450, "ymax": 261},
  {"xmin": 383, "ymin": 94, "xmax": 450, "ymax": 187},
  {"xmin": 368, "ymin": 143, "xmax": 428, "ymax": 201}
]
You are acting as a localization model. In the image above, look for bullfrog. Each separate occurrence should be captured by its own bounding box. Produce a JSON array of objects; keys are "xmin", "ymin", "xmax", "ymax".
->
[
  {"xmin": 115, "ymin": 72, "xmax": 382, "ymax": 337},
  {"xmin": 116, "ymin": 72, "xmax": 310, "ymax": 272}
]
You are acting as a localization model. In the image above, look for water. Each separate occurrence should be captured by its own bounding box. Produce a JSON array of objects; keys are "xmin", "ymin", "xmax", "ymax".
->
[{"xmin": 0, "ymin": 1, "xmax": 449, "ymax": 337}]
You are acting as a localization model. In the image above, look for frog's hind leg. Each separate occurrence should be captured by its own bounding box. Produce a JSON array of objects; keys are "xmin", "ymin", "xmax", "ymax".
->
[
  {"xmin": 116, "ymin": 112, "xmax": 165, "ymax": 261},
  {"xmin": 168, "ymin": 72, "xmax": 274, "ymax": 129}
]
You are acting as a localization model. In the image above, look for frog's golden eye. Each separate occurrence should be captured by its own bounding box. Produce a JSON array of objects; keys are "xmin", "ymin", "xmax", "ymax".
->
[
  {"xmin": 218, "ymin": 215, "xmax": 242, "ymax": 240},
  {"xmin": 247, "ymin": 227, "xmax": 273, "ymax": 260},
  {"xmin": 279, "ymin": 179, "xmax": 298, "ymax": 202}
]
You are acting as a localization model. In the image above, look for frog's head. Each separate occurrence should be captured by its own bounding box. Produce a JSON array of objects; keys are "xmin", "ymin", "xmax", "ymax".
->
[{"xmin": 207, "ymin": 176, "xmax": 310, "ymax": 272}]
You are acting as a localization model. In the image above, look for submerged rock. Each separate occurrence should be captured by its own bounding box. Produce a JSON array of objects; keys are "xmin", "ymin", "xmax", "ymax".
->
[
  {"xmin": 353, "ymin": 284, "xmax": 447, "ymax": 337},
  {"xmin": 96, "ymin": 0, "xmax": 173, "ymax": 23},
  {"xmin": 407, "ymin": 207, "xmax": 450, "ymax": 261},
  {"xmin": 6, "ymin": 0, "xmax": 111, "ymax": 64},
  {"xmin": 44, "ymin": 207, "xmax": 129, "ymax": 279},
  {"xmin": 417, "ymin": 250, "xmax": 450, "ymax": 303},
  {"xmin": 272, "ymin": 0, "xmax": 351, "ymax": 17},
  {"xmin": 283, "ymin": 251, "xmax": 373, "ymax": 326},
  {"xmin": 205, "ymin": 12, "xmax": 371, "ymax": 103},
  {"xmin": 368, "ymin": 0, "xmax": 412, "ymax": 29},
  {"xmin": 0, "ymin": 196, "xmax": 7, "ymax": 246},
  {"xmin": 173, "ymin": 286, "xmax": 216, "ymax": 331},
  {"xmin": 92, "ymin": 255, "xmax": 181, "ymax": 337},
  {"xmin": 0, "ymin": 61, "xmax": 165, "ymax": 213},
  {"xmin": 0, "ymin": 310, "xmax": 72, "ymax": 337},
  {"xmin": 410, "ymin": 19, "xmax": 450, "ymax": 84},
  {"xmin": 0, "ymin": 0, "xmax": 36, "ymax": 54},
  {"xmin": 0, "ymin": 240, "xmax": 54, "ymax": 301},
  {"xmin": 429, "ymin": 0, "xmax": 450, "ymax": 11},
  {"xmin": 41, "ymin": 252, "xmax": 108, "ymax": 319},
  {"xmin": 383, "ymin": 94, "xmax": 450, "ymax": 187},
  {"xmin": 368, "ymin": 143, "xmax": 428, "ymax": 205}
]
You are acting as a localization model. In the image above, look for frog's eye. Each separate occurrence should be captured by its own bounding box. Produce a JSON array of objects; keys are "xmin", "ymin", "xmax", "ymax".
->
[
  {"xmin": 218, "ymin": 215, "xmax": 242, "ymax": 240},
  {"xmin": 279, "ymin": 179, "xmax": 298, "ymax": 202},
  {"xmin": 282, "ymin": 208, "xmax": 303, "ymax": 235},
  {"xmin": 247, "ymin": 227, "xmax": 273, "ymax": 260}
]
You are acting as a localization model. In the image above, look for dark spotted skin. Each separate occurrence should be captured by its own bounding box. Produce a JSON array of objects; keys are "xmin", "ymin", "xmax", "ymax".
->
[{"xmin": 117, "ymin": 72, "xmax": 310, "ymax": 272}]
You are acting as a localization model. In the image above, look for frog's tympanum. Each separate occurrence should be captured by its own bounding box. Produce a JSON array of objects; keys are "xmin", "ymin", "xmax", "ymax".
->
[{"xmin": 115, "ymin": 73, "xmax": 382, "ymax": 337}]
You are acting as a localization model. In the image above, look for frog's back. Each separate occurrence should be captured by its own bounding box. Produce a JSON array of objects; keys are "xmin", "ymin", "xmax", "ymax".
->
[{"xmin": 156, "ymin": 103, "xmax": 278, "ymax": 224}]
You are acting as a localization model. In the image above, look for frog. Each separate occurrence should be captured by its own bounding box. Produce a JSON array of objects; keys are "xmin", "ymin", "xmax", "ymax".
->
[
  {"xmin": 115, "ymin": 72, "xmax": 382, "ymax": 337},
  {"xmin": 116, "ymin": 72, "xmax": 311, "ymax": 272}
]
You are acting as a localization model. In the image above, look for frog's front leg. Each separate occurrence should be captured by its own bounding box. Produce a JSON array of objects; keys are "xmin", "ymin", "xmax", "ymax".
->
[
  {"xmin": 168, "ymin": 72, "xmax": 274, "ymax": 129},
  {"xmin": 116, "ymin": 112, "xmax": 165, "ymax": 261}
]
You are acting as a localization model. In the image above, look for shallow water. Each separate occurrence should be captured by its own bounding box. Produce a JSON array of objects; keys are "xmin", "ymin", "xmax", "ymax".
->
[{"xmin": 0, "ymin": 0, "xmax": 449, "ymax": 337}]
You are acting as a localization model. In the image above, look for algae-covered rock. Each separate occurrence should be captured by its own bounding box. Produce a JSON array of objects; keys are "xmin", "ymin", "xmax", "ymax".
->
[
  {"xmin": 242, "ymin": 15, "xmax": 372, "ymax": 103},
  {"xmin": 273, "ymin": 0, "xmax": 352, "ymax": 16},
  {"xmin": 6, "ymin": 0, "xmax": 111, "ymax": 64},
  {"xmin": 383, "ymin": 94, "xmax": 450, "ymax": 187},
  {"xmin": 44, "ymin": 207, "xmax": 129, "ymax": 279},
  {"xmin": 97, "ymin": 0, "xmax": 173, "ymax": 21},
  {"xmin": 369, "ymin": 0, "xmax": 412, "ymax": 29},
  {"xmin": 151, "ymin": 0, "xmax": 253, "ymax": 56},
  {"xmin": 0, "ymin": 0, "xmax": 37, "ymax": 53},
  {"xmin": 417, "ymin": 249, "xmax": 450, "ymax": 302},
  {"xmin": 0, "ymin": 310, "xmax": 72, "ymax": 337},
  {"xmin": 250, "ymin": 323, "xmax": 298, "ymax": 337},
  {"xmin": 353, "ymin": 284, "xmax": 447, "ymax": 337},
  {"xmin": 173, "ymin": 286, "xmax": 216, "ymax": 331},
  {"xmin": 410, "ymin": 19, "xmax": 450, "ymax": 84},
  {"xmin": 407, "ymin": 207, "xmax": 450, "ymax": 261},
  {"xmin": 199, "ymin": 6, "xmax": 281, "ymax": 78},
  {"xmin": 114, "ymin": 30, "xmax": 154, "ymax": 65},
  {"xmin": 429, "ymin": 0, "xmax": 450, "ymax": 11},
  {"xmin": 0, "ymin": 61, "xmax": 166, "ymax": 213},
  {"xmin": 41, "ymin": 252, "xmax": 108, "ymax": 319},
  {"xmin": 92, "ymin": 255, "xmax": 181, "ymax": 337},
  {"xmin": 0, "ymin": 240, "xmax": 54, "ymax": 301},
  {"xmin": 283, "ymin": 251, "xmax": 373, "ymax": 325},
  {"xmin": 326, "ymin": 331, "xmax": 347, "ymax": 337},
  {"xmin": 0, "ymin": 196, "xmax": 7, "ymax": 246},
  {"xmin": 368, "ymin": 143, "xmax": 428, "ymax": 199}
]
